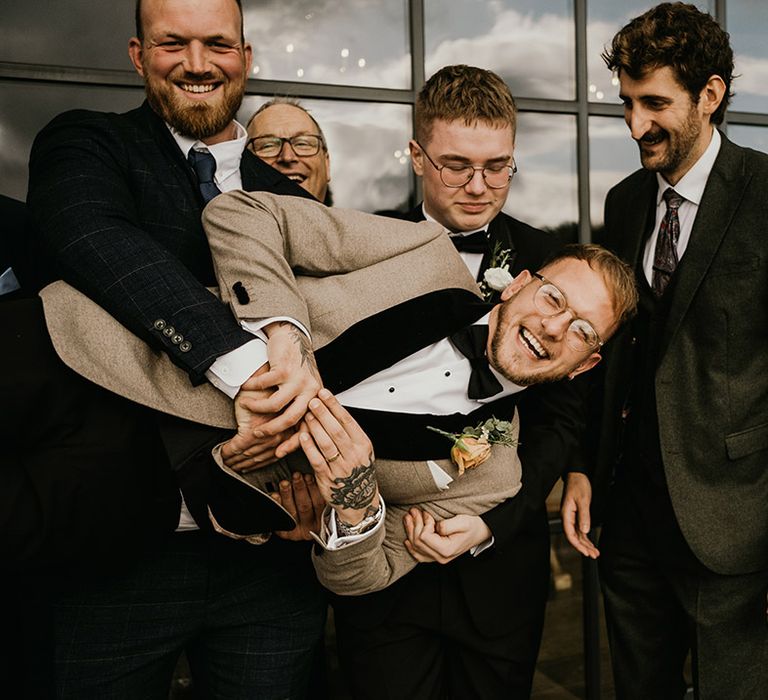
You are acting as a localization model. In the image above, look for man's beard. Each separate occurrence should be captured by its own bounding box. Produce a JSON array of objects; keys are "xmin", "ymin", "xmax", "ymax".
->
[
  {"xmin": 488, "ymin": 297, "xmax": 572, "ymax": 387},
  {"xmin": 143, "ymin": 65, "xmax": 246, "ymax": 141},
  {"xmin": 637, "ymin": 103, "xmax": 701, "ymax": 177}
]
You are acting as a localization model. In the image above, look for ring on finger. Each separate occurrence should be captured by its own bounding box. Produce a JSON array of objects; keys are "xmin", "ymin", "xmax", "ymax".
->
[{"xmin": 326, "ymin": 452, "xmax": 341, "ymax": 463}]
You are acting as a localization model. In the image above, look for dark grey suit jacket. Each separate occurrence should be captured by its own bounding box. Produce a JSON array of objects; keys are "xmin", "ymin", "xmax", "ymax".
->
[
  {"xmin": 27, "ymin": 101, "xmax": 313, "ymax": 383},
  {"xmin": 594, "ymin": 132, "xmax": 768, "ymax": 575}
]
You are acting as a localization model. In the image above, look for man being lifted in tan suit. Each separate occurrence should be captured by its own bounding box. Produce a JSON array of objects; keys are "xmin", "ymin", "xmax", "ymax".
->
[{"xmin": 41, "ymin": 191, "xmax": 637, "ymax": 698}]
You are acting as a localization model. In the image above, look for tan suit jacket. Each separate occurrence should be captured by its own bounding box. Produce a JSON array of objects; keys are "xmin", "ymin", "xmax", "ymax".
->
[{"xmin": 40, "ymin": 191, "xmax": 522, "ymax": 594}]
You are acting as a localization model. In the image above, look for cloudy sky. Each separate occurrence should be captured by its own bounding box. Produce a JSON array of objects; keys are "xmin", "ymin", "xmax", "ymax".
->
[{"xmin": 1, "ymin": 0, "xmax": 767, "ymax": 228}]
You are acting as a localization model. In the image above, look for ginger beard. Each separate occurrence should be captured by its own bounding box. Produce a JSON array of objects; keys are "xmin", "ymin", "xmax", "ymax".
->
[
  {"xmin": 488, "ymin": 295, "xmax": 570, "ymax": 386},
  {"xmin": 143, "ymin": 59, "xmax": 247, "ymax": 141}
]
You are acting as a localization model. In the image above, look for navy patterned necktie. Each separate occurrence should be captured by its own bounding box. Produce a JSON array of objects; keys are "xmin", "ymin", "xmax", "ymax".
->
[
  {"xmin": 652, "ymin": 188, "xmax": 684, "ymax": 298},
  {"xmin": 450, "ymin": 324, "xmax": 503, "ymax": 400},
  {"xmin": 188, "ymin": 148, "xmax": 222, "ymax": 203}
]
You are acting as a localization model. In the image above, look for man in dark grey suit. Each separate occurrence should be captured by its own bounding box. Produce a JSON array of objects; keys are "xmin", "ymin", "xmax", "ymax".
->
[
  {"xmin": 25, "ymin": 0, "xmax": 326, "ymax": 697},
  {"xmin": 562, "ymin": 4, "xmax": 768, "ymax": 698}
]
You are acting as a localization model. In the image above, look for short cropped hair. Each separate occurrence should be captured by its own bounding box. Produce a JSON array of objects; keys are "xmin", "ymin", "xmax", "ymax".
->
[
  {"xmin": 414, "ymin": 65, "xmax": 517, "ymax": 145},
  {"xmin": 544, "ymin": 244, "xmax": 639, "ymax": 335},
  {"xmin": 246, "ymin": 98, "xmax": 328, "ymax": 150},
  {"xmin": 135, "ymin": 0, "xmax": 245, "ymax": 42},
  {"xmin": 603, "ymin": 2, "xmax": 734, "ymax": 125}
]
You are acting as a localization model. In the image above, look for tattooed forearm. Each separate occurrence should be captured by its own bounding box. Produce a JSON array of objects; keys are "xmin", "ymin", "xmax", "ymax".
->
[
  {"xmin": 282, "ymin": 322, "xmax": 320, "ymax": 377},
  {"xmin": 330, "ymin": 462, "xmax": 377, "ymax": 511}
]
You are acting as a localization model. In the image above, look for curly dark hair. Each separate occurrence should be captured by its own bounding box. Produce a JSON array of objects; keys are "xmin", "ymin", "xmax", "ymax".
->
[{"xmin": 603, "ymin": 2, "xmax": 734, "ymax": 125}]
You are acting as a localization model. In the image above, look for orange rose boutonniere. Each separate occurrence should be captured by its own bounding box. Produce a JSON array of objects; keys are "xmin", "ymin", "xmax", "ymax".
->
[{"xmin": 428, "ymin": 418, "xmax": 518, "ymax": 476}]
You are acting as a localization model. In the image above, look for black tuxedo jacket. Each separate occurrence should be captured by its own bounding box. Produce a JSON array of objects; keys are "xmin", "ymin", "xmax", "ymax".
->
[
  {"xmin": 391, "ymin": 206, "xmax": 585, "ymax": 546},
  {"xmin": 592, "ymin": 133, "xmax": 768, "ymax": 575},
  {"xmin": 27, "ymin": 101, "xmax": 312, "ymax": 384},
  {"xmin": 351, "ymin": 205, "xmax": 587, "ymax": 635}
]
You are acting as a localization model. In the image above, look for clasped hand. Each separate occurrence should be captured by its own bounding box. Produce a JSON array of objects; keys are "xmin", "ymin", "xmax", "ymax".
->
[{"xmin": 221, "ymin": 321, "xmax": 322, "ymax": 471}]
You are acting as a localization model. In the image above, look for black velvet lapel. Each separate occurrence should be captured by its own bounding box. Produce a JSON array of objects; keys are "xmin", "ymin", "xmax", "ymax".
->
[{"xmin": 316, "ymin": 288, "xmax": 491, "ymax": 394}]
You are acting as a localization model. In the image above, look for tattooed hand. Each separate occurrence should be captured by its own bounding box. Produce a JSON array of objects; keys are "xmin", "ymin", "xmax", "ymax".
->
[
  {"xmin": 234, "ymin": 321, "xmax": 323, "ymax": 456},
  {"xmin": 299, "ymin": 389, "xmax": 380, "ymax": 526}
]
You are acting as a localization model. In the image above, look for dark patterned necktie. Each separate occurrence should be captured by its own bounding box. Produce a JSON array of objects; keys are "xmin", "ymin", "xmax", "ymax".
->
[
  {"xmin": 188, "ymin": 148, "xmax": 222, "ymax": 203},
  {"xmin": 450, "ymin": 230, "xmax": 489, "ymax": 254},
  {"xmin": 450, "ymin": 324, "xmax": 503, "ymax": 400},
  {"xmin": 651, "ymin": 188, "xmax": 684, "ymax": 297}
]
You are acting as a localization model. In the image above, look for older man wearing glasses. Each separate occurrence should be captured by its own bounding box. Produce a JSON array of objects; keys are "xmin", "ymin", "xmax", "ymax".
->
[{"xmin": 246, "ymin": 98, "xmax": 333, "ymax": 205}]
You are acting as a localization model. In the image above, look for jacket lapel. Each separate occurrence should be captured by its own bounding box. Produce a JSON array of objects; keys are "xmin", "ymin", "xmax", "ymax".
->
[
  {"xmin": 240, "ymin": 150, "xmax": 317, "ymax": 200},
  {"xmin": 659, "ymin": 134, "xmax": 749, "ymax": 359},
  {"xmin": 138, "ymin": 101, "xmax": 200, "ymax": 196},
  {"xmin": 620, "ymin": 172, "xmax": 658, "ymax": 269},
  {"xmin": 316, "ymin": 289, "xmax": 490, "ymax": 393}
]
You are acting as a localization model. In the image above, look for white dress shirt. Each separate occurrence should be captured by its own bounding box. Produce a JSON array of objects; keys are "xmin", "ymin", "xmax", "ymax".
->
[{"xmin": 642, "ymin": 128, "xmax": 721, "ymax": 286}]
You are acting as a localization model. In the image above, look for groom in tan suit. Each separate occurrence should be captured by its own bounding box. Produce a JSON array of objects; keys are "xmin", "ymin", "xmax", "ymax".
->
[{"xmin": 41, "ymin": 190, "xmax": 637, "ymax": 698}]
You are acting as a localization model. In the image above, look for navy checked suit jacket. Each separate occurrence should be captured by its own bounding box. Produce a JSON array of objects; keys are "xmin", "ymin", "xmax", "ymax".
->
[{"xmin": 27, "ymin": 101, "xmax": 313, "ymax": 384}]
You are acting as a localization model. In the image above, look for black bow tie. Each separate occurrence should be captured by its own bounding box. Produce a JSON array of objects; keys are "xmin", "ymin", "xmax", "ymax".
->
[
  {"xmin": 450, "ymin": 231, "xmax": 489, "ymax": 254},
  {"xmin": 450, "ymin": 324, "xmax": 503, "ymax": 400}
]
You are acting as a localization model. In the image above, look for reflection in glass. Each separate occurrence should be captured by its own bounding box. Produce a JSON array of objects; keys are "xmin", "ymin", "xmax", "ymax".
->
[
  {"xmin": 0, "ymin": 83, "xmax": 144, "ymax": 201},
  {"xmin": 243, "ymin": 0, "xmax": 410, "ymax": 89},
  {"xmin": 507, "ymin": 113, "xmax": 577, "ymax": 234},
  {"xmin": 240, "ymin": 97, "xmax": 412, "ymax": 213},
  {"xmin": 0, "ymin": 1, "xmax": 135, "ymax": 71},
  {"xmin": 729, "ymin": 124, "xmax": 768, "ymax": 154},
  {"xmin": 588, "ymin": 116, "xmax": 639, "ymax": 230},
  {"xmin": 586, "ymin": 1, "xmax": 715, "ymax": 105},
  {"xmin": 424, "ymin": 0, "xmax": 575, "ymax": 100},
  {"xmin": 728, "ymin": 1, "xmax": 768, "ymax": 112}
]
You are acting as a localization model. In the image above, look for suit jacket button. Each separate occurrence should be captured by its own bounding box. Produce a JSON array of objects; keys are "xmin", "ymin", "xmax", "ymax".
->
[
  {"xmin": 153, "ymin": 319, "xmax": 166, "ymax": 331},
  {"xmin": 171, "ymin": 333, "xmax": 184, "ymax": 345},
  {"xmin": 162, "ymin": 326, "xmax": 175, "ymax": 337},
  {"xmin": 179, "ymin": 341, "xmax": 192, "ymax": 353}
]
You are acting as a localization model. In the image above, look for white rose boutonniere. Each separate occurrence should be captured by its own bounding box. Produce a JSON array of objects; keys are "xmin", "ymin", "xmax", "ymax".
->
[
  {"xmin": 483, "ymin": 266, "xmax": 513, "ymax": 291},
  {"xmin": 479, "ymin": 241, "xmax": 514, "ymax": 300}
]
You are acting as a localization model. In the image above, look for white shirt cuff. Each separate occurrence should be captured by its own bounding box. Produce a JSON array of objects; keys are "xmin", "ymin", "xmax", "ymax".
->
[
  {"xmin": 470, "ymin": 535, "xmax": 495, "ymax": 557},
  {"xmin": 241, "ymin": 316, "xmax": 310, "ymax": 339},
  {"xmin": 206, "ymin": 338, "xmax": 268, "ymax": 398},
  {"xmin": 319, "ymin": 500, "xmax": 386, "ymax": 550}
]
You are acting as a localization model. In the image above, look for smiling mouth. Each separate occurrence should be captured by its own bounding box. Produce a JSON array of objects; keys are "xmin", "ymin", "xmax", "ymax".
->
[
  {"xmin": 519, "ymin": 327, "xmax": 549, "ymax": 360},
  {"xmin": 639, "ymin": 130, "xmax": 667, "ymax": 147},
  {"xmin": 178, "ymin": 83, "xmax": 219, "ymax": 94},
  {"xmin": 283, "ymin": 173, "xmax": 307, "ymax": 183}
]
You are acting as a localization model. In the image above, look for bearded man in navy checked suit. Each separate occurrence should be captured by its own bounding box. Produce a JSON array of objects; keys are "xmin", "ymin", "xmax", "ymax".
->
[
  {"xmin": 561, "ymin": 4, "xmax": 768, "ymax": 698},
  {"xmin": 25, "ymin": 0, "xmax": 327, "ymax": 697}
]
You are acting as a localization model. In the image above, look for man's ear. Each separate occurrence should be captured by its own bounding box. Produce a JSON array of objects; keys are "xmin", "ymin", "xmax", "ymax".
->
[
  {"xmin": 500, "ymin": 270, "xmax": 532, "ymax": 301},
  {"xmin": 568, "ymin": 352, "xmax": 602, "ymax": 380},
  {"xmin": 409, "ymin": 140, "xmax": 424, "ymax": 177},
  {"xmin": 700, "ymin": 74, "xmax": 726, "ymax": 120},
  {"xmin": 128, "ymin": 38, "xmax": 145, "ymax": 77},
  {"xmin": 243, "ymin": 42, "xmax": 253, "ymax": 75}
]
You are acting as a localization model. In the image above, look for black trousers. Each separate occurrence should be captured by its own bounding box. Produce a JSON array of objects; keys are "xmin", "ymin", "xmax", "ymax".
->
[
  {"xmin": 53, "ymin": 531, "xmax": 327, "ymax": 700},
  {"xmin": 599, "ymin": 479, "xmax": 768, "ymax": 700},
  {"xmin": 332, "ymin": 518, "xmax": 550, "ymax": 699}
]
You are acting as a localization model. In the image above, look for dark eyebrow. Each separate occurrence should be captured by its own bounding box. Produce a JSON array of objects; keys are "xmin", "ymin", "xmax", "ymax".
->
[{"xmin": 438, "ymin": 154, "xmax": 512, "ymax": 165}]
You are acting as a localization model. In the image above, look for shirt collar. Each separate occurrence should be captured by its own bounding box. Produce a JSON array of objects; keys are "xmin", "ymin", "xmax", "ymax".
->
[
  {"xmin": 421, "ymin": 203, "xmax": 488, "ymax": 237},
  {"xmin": 656, "ymin": 127, "xmax": 721, "ymax": 207},
  {"xmin": 169, "ymin": 121, "xmax": 248, "ymax": 183}
]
